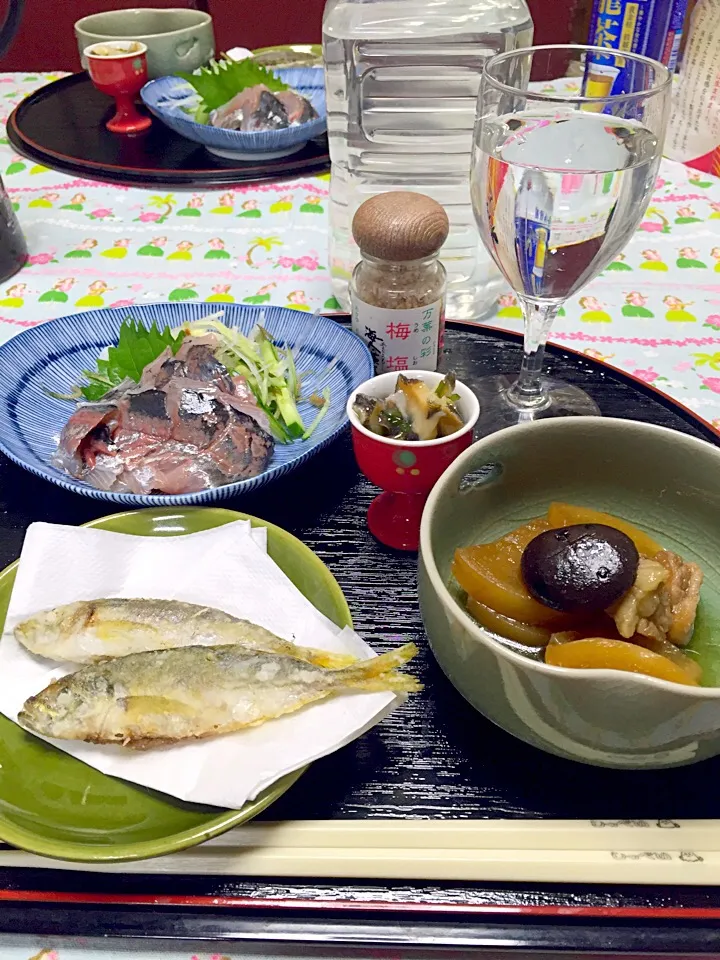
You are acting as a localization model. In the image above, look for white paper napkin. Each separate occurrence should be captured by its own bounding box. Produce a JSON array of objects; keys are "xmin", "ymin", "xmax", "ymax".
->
[{"xmin": 0, "ymin": 521, "xmax": 403, "ymax": 809}]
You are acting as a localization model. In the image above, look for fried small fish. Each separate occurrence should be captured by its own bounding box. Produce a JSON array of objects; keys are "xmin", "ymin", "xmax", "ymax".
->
[
  {"xmin": 14, "ymin": 598, "xmax": 354, "ymax": 669},
  {"xmin": 19, "ymin": 642, "xmax": 420, "ymax": 749}
]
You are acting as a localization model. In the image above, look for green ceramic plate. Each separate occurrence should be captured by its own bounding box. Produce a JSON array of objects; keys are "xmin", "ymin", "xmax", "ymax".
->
[
  {"xmin": 0, "ymin": 507, "xmax": 352, "ymax": 863},
  {"xmin": 251, "ymin": 44, "xmax": 323, "ymax": 68}
]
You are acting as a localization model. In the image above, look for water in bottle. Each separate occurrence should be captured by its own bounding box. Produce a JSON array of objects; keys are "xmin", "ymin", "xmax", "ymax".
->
[{"xmin": 322, "ymin": 0, "xmax": 533, "ymax": 321}]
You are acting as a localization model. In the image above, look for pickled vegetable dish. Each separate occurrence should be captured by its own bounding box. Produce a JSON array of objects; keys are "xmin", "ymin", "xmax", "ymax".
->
[
  {"xmin": 353, "ymin": 373, "xmax": 463, "ymax": 442},
  {"xmin": 452, "ymin": 503, "xmax": 705, "ymax": 686}
]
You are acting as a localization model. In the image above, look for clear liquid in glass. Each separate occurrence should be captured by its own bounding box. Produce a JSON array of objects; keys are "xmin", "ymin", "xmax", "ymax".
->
[{"xmin": 471, "ymin": 111, "xmax": 661, "ymax": 304}]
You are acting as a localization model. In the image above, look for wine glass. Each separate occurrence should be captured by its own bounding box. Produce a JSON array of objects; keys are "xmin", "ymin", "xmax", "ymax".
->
[{"xmin": 470, "ymin": 44, "xmax": 671, "ymax": 434}]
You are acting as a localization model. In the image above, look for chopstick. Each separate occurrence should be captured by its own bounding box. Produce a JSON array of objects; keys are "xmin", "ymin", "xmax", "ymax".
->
[
  {"xmin": 194, "ymin": 819, "xmax": 717, "ymax": 851},
  {"xmin": 0, "ymin": 845, "xmax": 714, "ymax": 884},
  {"xmin": 0, "ymin": 819, "xmax": 717, "ymax": 885}
]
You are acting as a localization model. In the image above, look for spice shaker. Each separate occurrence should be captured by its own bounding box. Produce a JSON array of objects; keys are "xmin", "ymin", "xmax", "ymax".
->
[
  {"xmin": 350, "ymin": 192, "xmax": 449, "ymax": 373},
  {"xmin": 0, "ymin": 175, "xmax": 27, "ymax": 285}
]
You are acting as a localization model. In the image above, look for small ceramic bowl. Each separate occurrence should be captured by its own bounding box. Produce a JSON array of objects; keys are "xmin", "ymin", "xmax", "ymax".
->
[
  {"xmin": 419, "ymin": 417, "xmax": 720, "ymax": 769},
  {"xmin": 347, "ymin": 370, "xmax": 480, "ymax": 551},
  {"xmin": 75, "ymin": 8, "xmax": 214, "ymax": 80},
  {"xmin": 140, "ymin": 66, "xmax": 326, "ymax": 161}
]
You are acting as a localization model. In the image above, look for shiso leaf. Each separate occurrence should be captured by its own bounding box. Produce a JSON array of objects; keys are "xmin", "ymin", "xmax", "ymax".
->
[
  {"xmin": 178, "ymin": 56, "xmax": 289, "ymax": 114},
  {"xmin": 76, "ymin": 318, "xmax": 186, "ymax": 402}
]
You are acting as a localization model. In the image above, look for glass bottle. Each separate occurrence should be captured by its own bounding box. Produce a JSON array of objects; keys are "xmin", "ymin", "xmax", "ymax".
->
[
  {"xmin": 350, "ymin": 192, "xmax": 448, "ymax": 373},
  {"xmin": 322, "ymin": 0, "xmax": 533, "ymax": 321},
  {"xmin": 0, "ymin": 175, "xmax": 27, "ymax": 285}
]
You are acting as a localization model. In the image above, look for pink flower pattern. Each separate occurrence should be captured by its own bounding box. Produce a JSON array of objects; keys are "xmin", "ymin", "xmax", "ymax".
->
[
  {"xmin": 631, "ymin": 367, "xmax": 660, "ymax": 383},
  {"xmin": 26, "ymin": 252, "xmax": 55, "ymax": 265},
  {"xmin": 275, "ymin": 253, "xmax": 324, "ymax": 271}
]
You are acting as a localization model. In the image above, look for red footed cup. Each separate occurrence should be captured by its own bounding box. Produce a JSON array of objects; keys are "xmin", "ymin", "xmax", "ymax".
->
[
  {"xmin": 84, "ymin": 40, "xmax": 152, "ymax": 134},
  {"xmin": 347, "ymin": 370, "xmax": 480, "ymax": 552}
]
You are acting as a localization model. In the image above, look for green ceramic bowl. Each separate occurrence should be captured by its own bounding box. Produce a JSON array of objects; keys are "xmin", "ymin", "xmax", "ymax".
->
[
  {"xmin": 419, "ymin": 418, "xmax": 720, "ymax": 769},
  {"xmin": 75, "ymin": 9, "xmax": 215, "ymax": 79},
  {"xmin": 0, "ymin": 507, "xmax": 351, "ymax": 862}
]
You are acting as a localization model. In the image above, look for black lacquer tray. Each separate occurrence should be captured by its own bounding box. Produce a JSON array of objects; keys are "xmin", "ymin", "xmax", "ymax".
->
[
  {"xmin": 7, "ymin": 73, "xmax": 330, "ymax": 187},
  {"xmin": 0, "ymin": 321, "xmax": 719, "ymax": 953}
]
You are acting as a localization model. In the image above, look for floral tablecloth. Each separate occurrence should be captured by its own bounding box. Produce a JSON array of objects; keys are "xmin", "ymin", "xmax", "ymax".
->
[{"xmin": 1, "ymin": 73, "xmax": 720, "ymax": 434}]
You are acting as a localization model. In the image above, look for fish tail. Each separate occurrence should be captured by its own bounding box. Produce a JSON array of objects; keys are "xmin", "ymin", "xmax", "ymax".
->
[
  {"xmin": 335, "ymin": 641, "xmax": 419, "ymax": 688},
  {"xmin": 308, "ymin": 650, "xmax": 357, "ymax": 669},
  {"xmin": 355, "ymin": 641, "xmax": 418, "ymax": 675},
  {"xmin": 347, "ymin": 671, "xmax": 423, "ymax": 693}
]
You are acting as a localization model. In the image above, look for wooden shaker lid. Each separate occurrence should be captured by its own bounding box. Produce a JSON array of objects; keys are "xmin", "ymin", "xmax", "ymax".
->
[{"xmin": 352, "ymin": 192, "xmax": 449, "ymax": 261}]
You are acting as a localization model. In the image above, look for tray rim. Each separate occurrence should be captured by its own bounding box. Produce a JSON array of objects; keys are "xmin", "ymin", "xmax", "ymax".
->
[
  {"xmin": 7, "ymin": 72, "xmax": 331, "ymax": 188},
  {"xmin": 318, "ymin": 313, "xmax": 720, "ymax": 445},
  {"xmin": 1, "ymin": 886, "xmax": 720, "ymax": 952},
  {"xmin": 469, "ymin": 318, "xmax": 720, "ymax": 445},
  {"xmin": 1, "ymin": 884, "xmax": 720, "ymax": 918}
]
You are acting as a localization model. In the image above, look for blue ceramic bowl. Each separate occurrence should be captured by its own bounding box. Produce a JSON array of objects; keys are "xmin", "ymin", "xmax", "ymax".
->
[
  {"xmin": 0, "ymin": 302, "xmax": 373, "ymax": 506},
  {"xmin": 141, "ymin": 66, "xmax": 326, "ymax": 160}
]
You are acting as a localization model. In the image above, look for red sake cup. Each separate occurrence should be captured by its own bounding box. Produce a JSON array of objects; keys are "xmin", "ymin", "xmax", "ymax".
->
[
  {"xmin": 84, "ymin": 40, "xmax": 152, "ymax": 134},
  {"xmin": 347, "ymin": 370, "xmax": 480, "ymax": 552}
]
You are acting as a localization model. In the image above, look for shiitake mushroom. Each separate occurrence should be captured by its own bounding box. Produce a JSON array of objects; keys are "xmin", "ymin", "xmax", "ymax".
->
[{"xmin": 520, "ymin": 523, "xmax": 639, "ymax": 613}]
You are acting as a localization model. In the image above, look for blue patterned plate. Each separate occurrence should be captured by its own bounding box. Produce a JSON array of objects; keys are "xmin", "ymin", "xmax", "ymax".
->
[
  {"xmin": 0, "ymin": 302, "xmax": 372, "ymax": 506},
  {"xmin": 141, "ymin": 67, "xmax": 327, "ymax": 161}
]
